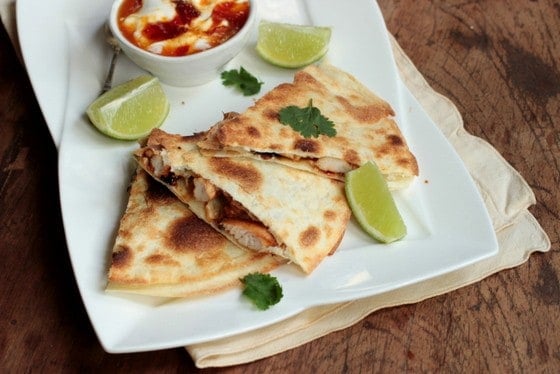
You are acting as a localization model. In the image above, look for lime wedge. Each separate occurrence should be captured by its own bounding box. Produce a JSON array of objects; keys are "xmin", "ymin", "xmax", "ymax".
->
[
  {"xmin": 256, "ymin": 21, "xmax": 331, "ymax": 68},
  {"xmin": 345, "ymin": 161, "xmax": 407, "ymax": 243},
  {"xmin": 86, "ymin": 75, "xmax": 170, "ymax": 140}
]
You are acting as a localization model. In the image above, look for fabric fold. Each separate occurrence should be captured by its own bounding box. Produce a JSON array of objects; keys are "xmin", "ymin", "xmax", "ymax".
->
[
  {"xmin": 188, "ymin": 211, "xmax": 550, "ymax": 368},
  {"xmin": 390, "ymin": 34, "xmax": 536, "ymax": 231}
]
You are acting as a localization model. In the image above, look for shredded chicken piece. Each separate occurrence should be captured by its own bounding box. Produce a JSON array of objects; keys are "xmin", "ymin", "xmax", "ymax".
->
[
  {"xmin": 221, "ymin": 219, "xmax": 278, "ymax": 251},
  {"xmin": 205, "ymin": 198, "xmax": 223, "ymax": 220},
  {"xmin": 316, "ymin": 157, "xmax": 353, "ymax": 174},
  {"xmin": 148, "ymin": 153, "xmax": 165, "ymax": 176},
  {"xmin": 193, "ymin": 177, "xmax": 217, "ymax": 202}
]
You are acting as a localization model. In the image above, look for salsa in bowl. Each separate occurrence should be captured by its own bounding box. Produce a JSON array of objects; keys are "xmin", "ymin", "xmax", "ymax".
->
[{"xmin": 109, "ymin": 0, "xmax": 256, "ymax": 86}]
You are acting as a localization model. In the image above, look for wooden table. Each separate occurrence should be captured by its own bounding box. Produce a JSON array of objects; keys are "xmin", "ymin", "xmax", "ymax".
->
[{"xmin": 1, "ymin": 1, "xmax": 558, "ymax": 372}]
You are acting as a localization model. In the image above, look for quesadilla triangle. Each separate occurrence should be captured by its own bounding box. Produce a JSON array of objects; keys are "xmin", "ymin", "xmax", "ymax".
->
[
  {"xmin": 198, "ymin": 63, "xmax": 419, "ymax": 190},
  {"xmin": 106, "ymin": 167, "xmax": 284, "ymax": 298},
  {"xmin": 134, "ymin": 129, "xmax": 351, "ymax": 274}
]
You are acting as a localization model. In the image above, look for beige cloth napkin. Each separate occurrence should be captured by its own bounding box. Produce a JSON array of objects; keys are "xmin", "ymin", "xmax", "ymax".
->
[{"xmin": 3, "ymin": 3, "xmax": 550, "ymax": 368}]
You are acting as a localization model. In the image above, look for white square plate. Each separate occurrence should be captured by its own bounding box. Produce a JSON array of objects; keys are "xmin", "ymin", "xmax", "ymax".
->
[{"xmin": 18, "ymin": 0, "xmax": 497, "ymax": 353}]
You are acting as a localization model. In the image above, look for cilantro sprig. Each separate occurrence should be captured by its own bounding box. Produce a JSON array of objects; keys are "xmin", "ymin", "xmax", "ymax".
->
[
  {"xmin": 278, "ymin": 99, "xmax": 336, "ymax": 138},
  {"xmin": 241, "ymin": 272, "xmax": 283, "ymax": 310},
  {"xmin": 221, "ymin": 67, "xmax": 263, "ymax": 96}
]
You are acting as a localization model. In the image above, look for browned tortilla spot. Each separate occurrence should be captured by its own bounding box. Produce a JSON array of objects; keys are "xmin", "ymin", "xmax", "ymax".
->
[
  {"xmin": 294, "ymin": 139, "xmax": 320, "ymax": 153},
  {"xmin": 294, "ymin": 70, "xmax": 320, "ymax": 86},
  {"xmin": 118, "ymin": 227, "xmax": 132, "ymax": 240},
  {"xmin": 375, "ymin": 144, "xmax": 391, "ymax": 158},
  {"xmin": 387, "ymin": 134, "xmax": 404, "ymax": 146},
  {"xmin": 324, "ymin": 210, "xmax": 337, "ymax": 221},
  {"xmin": 166, "ymin": 215, "xmax": 224, "ymax": 253},
  {"xmin": 343, "ymin": 149, "xmax": 360, "ymax": 165},
  {"xmin": 209, "ymin": 158, "xmax": 263, "ymax": 192},
  {"xmin": 145, "ymin": 254, "xmax": 180, "ymax": 267},
  {"xmin": 111, "ymin": 245, "xmax": 132, "ymax": 268},
  {"xmin": 336, "ymin": 96, "xmax": 394, "ymax": 123},
  {"xmin": 216, "ymin": 118, "xmax": 241, "ymax": 144},
  {"xmin": 398, "ymin": 158, "xmax": 419, "ymax": 175},
  {"xmin": 279, "ymin": 127, "xmax": 291, "ymax": 138},
  {"xmin": 246, "ymin": 126, "xmax": 261, "ymax": 138},
  {"xmin": 263, "ymin": 109, "xmax": 277, "ymax": 122},
  {"xmin": 299, "ymin": 226, "xmax": 321, "ymax": 248},
  {"xmin": 333, "ymin": 192, "xmax": 348, "ymax": 205},
  {"xmin": 264, "ymin": 82, "xmax": 293, "ymax": 102}
]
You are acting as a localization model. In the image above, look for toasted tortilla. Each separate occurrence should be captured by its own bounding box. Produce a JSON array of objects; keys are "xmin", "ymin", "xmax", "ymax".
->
[
  {"xmin": 135, "ymin": 129, "xmax": 351, "ymax": 274},
  {"xmin": 198, "ymin": 63, "xmax": 418, "ymax": 190},
  {"xmin": 106, "ymin": 167, "xmax": 284, "ymax": 297}
]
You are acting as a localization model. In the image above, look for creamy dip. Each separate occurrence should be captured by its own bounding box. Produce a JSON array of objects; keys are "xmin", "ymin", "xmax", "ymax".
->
[{"xmin": 117, "ymin": 0, "xmax": 250, "ymax": 56}]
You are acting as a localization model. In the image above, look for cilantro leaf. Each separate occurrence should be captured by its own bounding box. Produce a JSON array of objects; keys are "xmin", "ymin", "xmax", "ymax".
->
[
  {"xmin": 240, "ymin": 272, "xmax": 283, "ymax": 310},
  {"xmin": 221, "ymin": 67, "xmax": 263, "ymax": 96},
  {"xmin": 278, "ymin": 99, "xmax": 336, "ymax": 138}
]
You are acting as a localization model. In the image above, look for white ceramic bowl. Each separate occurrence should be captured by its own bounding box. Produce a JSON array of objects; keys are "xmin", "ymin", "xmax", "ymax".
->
[{"xmin": 109, "ymin": 0, "xmax": 256, "ymax": 87}]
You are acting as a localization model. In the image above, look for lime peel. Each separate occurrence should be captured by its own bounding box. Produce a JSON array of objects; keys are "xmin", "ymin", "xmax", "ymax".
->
[
  {"xmin": 86, "ymin": 75, "xmax": 170, "ymax": 140},
  {"xmin": 345, "ymin": 161, "xmax": 407, "ymax": 243},
  {"xmin": 256, "ymin": 21, "xmax": 331, "ymax": 68}
]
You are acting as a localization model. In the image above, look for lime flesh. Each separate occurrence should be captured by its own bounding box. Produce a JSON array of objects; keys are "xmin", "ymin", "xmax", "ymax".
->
[
  {"xmin": 256, "ymin": 21, "xmax": 331, "ymax": 68},
  {"xmin": 86, "ymin": 75, "xmax": 170, "ymax": 140},
  {"xmin": 345, "ymin": 161, "xmax": 407, "ymax": 243}
]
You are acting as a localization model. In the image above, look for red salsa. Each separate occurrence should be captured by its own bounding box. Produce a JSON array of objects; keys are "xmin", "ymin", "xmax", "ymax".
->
[{"xmin": 117, "ymin": 0, "xmax": 250, "ymax": 57}]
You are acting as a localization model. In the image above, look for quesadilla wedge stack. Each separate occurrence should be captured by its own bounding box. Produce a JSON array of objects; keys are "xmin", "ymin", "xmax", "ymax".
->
[
  {"xmin": 106, "ymin": 167, "xmax": 284, "ymax": 297},
  {"xmin": 134, "ymin": 129, "xmax": 351, "ymax": 274},
  {"xmin": 198, "ymin": 63, "xmax": 418, "ymax": 190}
]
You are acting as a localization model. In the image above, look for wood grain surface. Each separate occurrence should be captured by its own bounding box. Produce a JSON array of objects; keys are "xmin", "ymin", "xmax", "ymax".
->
[{"xmin": 1, "ymin": 1, "xmax": 558, "ymax": 372}]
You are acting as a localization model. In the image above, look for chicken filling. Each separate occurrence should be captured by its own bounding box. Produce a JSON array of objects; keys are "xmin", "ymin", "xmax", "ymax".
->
[{"xmin": 140, "ymin": 150, "xmax": 282, "ymax": 253}]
